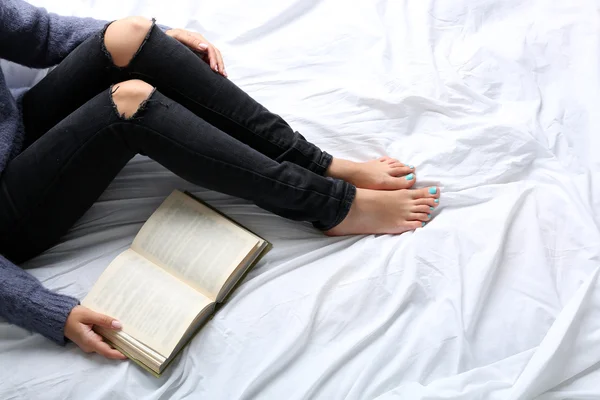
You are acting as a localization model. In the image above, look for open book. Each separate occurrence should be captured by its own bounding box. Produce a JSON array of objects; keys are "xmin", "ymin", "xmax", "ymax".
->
[{"xmin": 82, "ymin": 190, "xmax": 271, "ymax": 376}]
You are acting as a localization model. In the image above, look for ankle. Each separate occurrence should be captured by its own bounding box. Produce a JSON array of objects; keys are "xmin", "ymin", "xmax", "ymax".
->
[{"xmin": 325, "ymin": 158, "xmax": 355, "ymax": 179}]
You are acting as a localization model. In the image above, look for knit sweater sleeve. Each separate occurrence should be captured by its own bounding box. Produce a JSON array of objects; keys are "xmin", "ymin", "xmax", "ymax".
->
[
  {"xmin": 0, "ymin": 0, "xmax": 107, "ymax": 68},
  {"xmin": 0, "ymin": 255, "xmax": 79, "ymax": 345}
]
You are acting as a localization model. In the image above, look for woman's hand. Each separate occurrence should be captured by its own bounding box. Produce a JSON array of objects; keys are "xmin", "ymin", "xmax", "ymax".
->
[
  {"xmin": 64, "ymin": 305, "xmax": 127, "ymax": 360},
  {"xmin": 166, "ymin": 29, "xmax": 227, "ymax": 78}
]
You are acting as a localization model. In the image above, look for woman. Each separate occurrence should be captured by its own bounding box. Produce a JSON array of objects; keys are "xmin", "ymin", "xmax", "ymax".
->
[{"xmin": 0, "ymin": 0, "xmax": 440, "ymax": 360}]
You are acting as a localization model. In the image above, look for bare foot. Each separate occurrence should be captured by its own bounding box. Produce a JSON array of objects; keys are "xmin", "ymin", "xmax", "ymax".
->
[
  {"xmin": 326, "ymin": 157, "xmax": 416, "ymax": 190},
  {"xmin": 325, "ymin": 186, "xmax": 441, "ymax": 236}
]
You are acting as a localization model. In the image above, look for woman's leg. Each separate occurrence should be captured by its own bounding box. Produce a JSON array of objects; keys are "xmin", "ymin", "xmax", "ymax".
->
[
  {"xmin": 1, "ymin": 79, "xmax": 438, "ymax": 263},
  {"xmin": 2, "ymin": 80, "xmax": 349, "ymax": 263},
  {"xmin": 103, "ymin": 18, "xmax": 418, "ymax": 190},
  {"xmin": 21, "ymin": 28, "xmax": 122, "ymax": 146},
  {"xmin": 23, "ymin": 17, "xmax": 417, "ymax": 191},
  {"xmin": 22, "ymin": 18, "xmax": 335, "ymax": 178}
]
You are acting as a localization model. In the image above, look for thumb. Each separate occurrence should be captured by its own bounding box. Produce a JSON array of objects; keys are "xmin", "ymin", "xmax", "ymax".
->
[{"xmin": 82, "ymin": 309, "xmax": 122, "ymax": 330}]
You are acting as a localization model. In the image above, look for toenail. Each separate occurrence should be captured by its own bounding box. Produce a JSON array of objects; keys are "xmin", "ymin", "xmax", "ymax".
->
[
  {"xmin": 405, "ymin": 173, "xmax": 414, "ymax": 180},
  {"xmin": 428, "ymin": 214, "xmax": 431, "ymax": 219},
  {"xmin": 434, "ymin": 199, "xmax": 439, "ymax": 203},
  {"xmin": 409, "ymin": 165, "xmax": 414, "ymax": 169},
  {"xmin": 430, "ymin": 206, "xmax": 434, "ymax": 210},
  {"xmin": 428, "ymin": 187, "xmax": 437, "ymax": 194},
  {"xmin": 422, "ymin": 222, "xmax": 426, "ymax": 227}
]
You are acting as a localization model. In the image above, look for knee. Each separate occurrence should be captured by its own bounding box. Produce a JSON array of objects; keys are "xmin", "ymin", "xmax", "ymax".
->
[
  {"xmin": 104, "ymin": 17, "xmax": 153, "ymax": 67},
  {"xmin": 111, "ymin": 80, "xmax": 155, "ymax": 119}
]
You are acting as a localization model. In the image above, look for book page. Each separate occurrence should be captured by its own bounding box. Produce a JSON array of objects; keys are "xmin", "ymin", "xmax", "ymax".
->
[
  {"xmin": 82, "ymin": 249, "xmax": 212, "ymax": 357},
  {"xmin": 131, "ymin": 191, "xmax": 259, "ymax": 299}
]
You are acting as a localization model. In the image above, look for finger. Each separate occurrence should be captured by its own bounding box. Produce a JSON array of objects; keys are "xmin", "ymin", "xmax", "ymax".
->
[
  {"xmin": 207, "ymin": 46, "xmax": 218, "ymax": 72},
  {"xmin": 82, "ymin": 309, "xmax": 122, "ymax": 330},
  {"xmin": 184, "ymin": 31, "xmax": 208, "ymax": 52},
  {"xmin": 73, "ymin": 329, "xmax": 102, "ymax": 353},
  {"xmin": 215, "ymin": 48, "xmax": 226, "ymax": 77},
  {"xmin": 92, "ymin": 340, "xmax": 128, "ymax": 360}
]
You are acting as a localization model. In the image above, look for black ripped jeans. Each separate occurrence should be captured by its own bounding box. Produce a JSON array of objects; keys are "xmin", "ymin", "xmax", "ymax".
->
[{"xmin": 0, "ymin": 21, "xmax": 355, "ymax": 264}]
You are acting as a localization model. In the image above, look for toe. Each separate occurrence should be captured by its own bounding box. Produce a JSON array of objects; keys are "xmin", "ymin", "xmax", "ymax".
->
[
  {"xmin": 412, "ymin": 186, "xmax": 440, "ymax": 199},
  {"xmin": 413, "ymin": 204, "xmax": 432, "ymax": 213},
  {"xmin": 379, "ymin": 156, "xmax": 391, "ymax": 162},
  {"xmin": 427, "ymin": 186, "xmax": 440, "ymax": 198},
  {"xmin": 380, "ymin": 172, "xmax": 416, "ymax": 189},
  {"xmin": 410, "ymin": 212, "xmax": 431, "ymax": 222},
  {"xmin": 415, "ymin": 198, "xmax": 438, "ymax": 207},
  {"xmin": 390, "ymin": 162, "xmax": 412, "ymax": 170},
  {"xmin": 404, "ymin": 221, "xmax": 422, "ymax": 231},
  {"xmin": 402, "ymin": 173, "xmax": 416, "ymax": 188},
  {"xmin": 390, "ymin": 166, "xmax": 413, "ymax": 177}
]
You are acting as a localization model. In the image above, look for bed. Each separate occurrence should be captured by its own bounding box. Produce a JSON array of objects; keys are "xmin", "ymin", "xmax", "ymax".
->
[{"xmin": 2, "ymin": 0, "xmax": 600, "ymax": 398}]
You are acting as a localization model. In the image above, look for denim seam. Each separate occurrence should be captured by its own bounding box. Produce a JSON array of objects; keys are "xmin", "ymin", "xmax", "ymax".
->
[
  {"xmin": 117, "ymin": 25, "xmax": 286, "ymax": 153},
  {"xmin": 4, "ymin": 120, "xmax": 341, "ymax": 236},
  {"xmin": 286, "ymin": 145, "xmax": 328, "ymax": 174},
  {"xmin": 289, "ymin": 138, "xmax": 330, "ymax": 174},
  {"xmin": 131, "ymin": 70, "xmax": 293, "ymax": 155},
  {"xmin": 123, "ymin": 120, "xmax": 345, "ymax": 203},
  {"xmin": 133, "ymin": 69, "xmax": 326, "ymax": 175},
  {"xmin": 127, "ymin": 28, "xmax": 330, "ymax": 168}
]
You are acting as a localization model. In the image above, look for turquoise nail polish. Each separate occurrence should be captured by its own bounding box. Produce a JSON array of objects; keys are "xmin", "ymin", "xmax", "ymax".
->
[
  {"xmin": 430, "ymin": 206, "xmax": 434, "ymax": 211},
  {"xmin": 434, "ymin": 199, "xmax": 439, "ymax": 203},
  {"xmin": 409, "ymin": 165, "xmax": 414, "ymax": 169},
  {"xmin": 429, "ymin": 187, "xmax": 437, "ymax": 194},
  {"xmin": 428, "ymin": 214, "xmax": 431, "ymax": 219},
  {"xmin": 405, "ymin": 173, "xmax": 414, "ymax": 180},
  {"xmin": 422, "ymin": 222, "xmax": 426, "ymax": 227}
]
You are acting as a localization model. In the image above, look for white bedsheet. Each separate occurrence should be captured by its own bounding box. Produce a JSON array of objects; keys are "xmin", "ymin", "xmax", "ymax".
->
[{"xmin": 1, "ymin": 0, "xmax": 600, "ymax": 399}]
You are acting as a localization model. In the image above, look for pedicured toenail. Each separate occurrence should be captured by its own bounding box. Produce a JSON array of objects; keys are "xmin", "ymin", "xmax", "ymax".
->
[
  {"xmin": 422, "ymin": 222, "xmax": 426, "ymax": 227},
  {"xmin": 409, "ymin": 165, "xmax": 414, "ymax": 169},
  {"xmin": 430, "ymin": 206, "xmax": 434, "ymax": 211},
  {"xmin": 405, "ymin": 173, "xmax": 414, "ymax": 180},
  {"xmin": 428, "ymin": 214, "xmax": 431, "ymax": 219},
  {"xmin": 429, "ymin": 187, "xmax": 437, "ymax": 194},
  {"xmin": 434, "ymin": 199, "xmax": 439, "ymax": 203}
]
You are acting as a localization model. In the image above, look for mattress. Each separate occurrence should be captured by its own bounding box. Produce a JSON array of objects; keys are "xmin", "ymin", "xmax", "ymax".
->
[{"xmin": 1, "ymin": 0, "xmax": 600, "ymax": 399}]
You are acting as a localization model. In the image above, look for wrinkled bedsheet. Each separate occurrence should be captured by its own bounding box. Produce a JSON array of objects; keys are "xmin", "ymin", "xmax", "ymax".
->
[{"xmin": 1, "ymin": 0, "xmax": 600, "ymax": 398}]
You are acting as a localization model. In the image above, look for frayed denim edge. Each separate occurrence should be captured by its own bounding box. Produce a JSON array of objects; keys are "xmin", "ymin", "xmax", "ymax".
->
[
  {"xmin": 100, "ymin": 18, "xmax": 157, "ymax": 69},
  {"xmin": 109, "ymin": 85, "xmax": 158, "ymax": 120},
  {"xmin": 129, "ymin": 18, "xmax": 157, "ymax": 67}
]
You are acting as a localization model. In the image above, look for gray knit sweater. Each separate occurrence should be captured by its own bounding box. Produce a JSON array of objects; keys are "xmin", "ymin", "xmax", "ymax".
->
[{"xmin": 0, "ymin": 0, "xmax": 107, "ymax": 344}]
